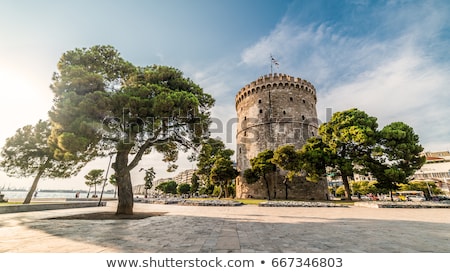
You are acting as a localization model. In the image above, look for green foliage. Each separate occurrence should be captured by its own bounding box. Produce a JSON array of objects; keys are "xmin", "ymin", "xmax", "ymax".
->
[
  {"xmin": 350, "ymin": 181, "xmax": 379, "ymax": 195},
  {"xmin": 212, "ymin": 185, "xmax": 222, "ymax": 197},
  {"xmin": 84, "ymin": 169, "xmax": 104, "ymax": 197},
  {"xmin": 319, "ymin": 108, "xmax": 378, "ymax": 199},
  {"xmin": 366, "ymin": 122, "xmax": 425, "ymax": 191},
  {"xmin": 195, "ymin": 138, "xmax": 236, "ymax": 198},
  {"xmin": 198, "ymin": 183, "xmax": 215, "ymax": 195},
  {"xmin": 84, "ymin": 169, "xmax": 104, "ymax": 187},
  {"xmin": 399, "ymin": 181, "xmax": 442, "ymax": 197},
  {"xmin": 0, "ymin": 120, "xmax": 87, "ymax": 204},
  {"xmin": 317, "ymin": 109, "xmax": 424, "ymax": 199},
  {"xmin": 156, "ymin": 180, "xmax": 178, "ymax": 194},
  {"xmin": 272, "ymin": 139, "xmax": 331, "ymax": 184},
  {"xmin": 190, "ymin": 173, "xmax": 200, "ymax": 194},
  {"xmin": 298, "ymin": 137, "xmax": 330, "ymax": 182},
  {"xmin": 272, "ymin": 144, "xmax": 301, "ymax": 180},
  {"xmin": 0, "ymin": 120, "xmax": 85, "ymax": 178},
  {"xmin": 196, "ymin": 138, "xmax": 234, "ymax": 184},
  {"xmin": 211, "ymin": 183, "xmax": 235, "ymax": 198},
  {"xmin": 250, "ymin": 149, "xmax": 276, "ymax": 178},
  {"xmin": 109, "ymin": 174, "xmax": 117, "ymax": 186},
  {"xmin": 227, "ymin": 182, "xmax": 236, "ymax": 198},
  {"xmin": 143, "ymin": 167, "xmax": 155, "ymax": 190},
  {"xmin": 243, "ymin": 168, "xmax": 259, "ymax": 184},
  {"xmin": 48, "ymin": 45, "xmax": 214, "ymax": 214},
  {"xmin": 335, "ymin": 185, "xmax": 346, "ymax": 196},
  {"xmin": 51, "ymin": 45, "xmax": 134, "ymax": 96},
  {"xmin": 272, "ymin": 144, "xmax": 302, "ymax": 199},
  {"xmin": 271, "ymin": 140, "xmax": 330, "ymax": 199},
  {"xmin": 210, "ymin": 156, "xmax": 238, "ymax": 198},
  {"xmin": 210, "ymin": 157, "xmax": 238, "ymax": 183},
  {"xmin": 247, "ymin": 149, "xmax": 276, "ymax": 199},
  {"xmin": 320, "ymin": 108, "xmax": 378, "ymax": 151},
  {"xmin": 177, "ymin": 183, "xmax": 191, "ymax": 195}
]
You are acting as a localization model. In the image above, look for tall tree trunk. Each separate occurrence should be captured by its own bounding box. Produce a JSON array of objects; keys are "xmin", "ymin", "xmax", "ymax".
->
[
  {"xmin": 114, "ymin": 146, "xmax": 134, "ymax": 215},
  {"xmin": 24, "ymin": 168, "xmax": 45, "ymax": 204},
  {"xmin": 224, "ymin": 181, "xmax": 229, "ymax": 198},
  {"xmin": 217, "ymin": 182, "xmax": 223, "ymax": 199},
  {"xmin": 342, "ymin": 174, "xmax": 352, "ymax": 200},
  {"xmin": 284, "ymin": 178, "xmax": 288, "ymax": 200},
  {"xmin": 263, "ymin": 174, "xmax": 271, "ymax": 200},
  {"xmin": 273, "ymin": 172, "xmax": 277, "ymax": 200}
]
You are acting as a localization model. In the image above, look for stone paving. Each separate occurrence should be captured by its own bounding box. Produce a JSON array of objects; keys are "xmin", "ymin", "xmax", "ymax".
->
[{"xmin": 0, "ymin": 201, "xmax": 449, "ymax": 253}]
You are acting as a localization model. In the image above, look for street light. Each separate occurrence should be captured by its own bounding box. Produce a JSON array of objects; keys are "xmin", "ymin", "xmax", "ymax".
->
[
  {"xmin": 425, "ymin": 180, "xmax": 433, "ymax": 199},
  {"xmin": 98, "ymin": 153, "xmax": 114, "ymax": 206},
  {"xmin": 446, "ymin": 169, "xmax": 450, "ymax": 192},
  {"xmin": 419, "ymin": 170, "xmax": 433, "ymax": 199}
]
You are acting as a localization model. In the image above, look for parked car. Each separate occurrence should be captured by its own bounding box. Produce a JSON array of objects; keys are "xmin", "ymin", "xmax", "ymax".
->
[
  {"xmin": 380, "ymin": 194, "xmax": 400, "ymax": 201},
  {"xmin": 406, "ymin": 195, "xmax": 426, "ymax": 202},
  {"xmin": 431, "ymin": 195, "xmax": 450, "ymax": 201}
]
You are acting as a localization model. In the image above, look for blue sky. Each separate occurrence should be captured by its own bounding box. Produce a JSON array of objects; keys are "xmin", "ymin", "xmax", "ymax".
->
[{"xmin": 1, "ymin": 0, "xmax": 449, "ymax": 190}]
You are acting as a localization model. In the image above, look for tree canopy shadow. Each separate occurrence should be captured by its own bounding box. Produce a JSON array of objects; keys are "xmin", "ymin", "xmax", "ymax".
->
[{"xmin": 20, "ymin": 212, "xmax": 450, "ymax": 253}]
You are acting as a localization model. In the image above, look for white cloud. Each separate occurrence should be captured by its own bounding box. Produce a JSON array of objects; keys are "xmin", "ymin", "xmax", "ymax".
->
[
  {"xmin": 239, "ymin": 2, "xmax": 450, "ymax": 152},
  {"xmin": 240, "ymin": 19, "xmax": 320, "ymax": 68},
  {"xmin": 318, "ymin": 46, "xmax": 450, "ymax": 149}
]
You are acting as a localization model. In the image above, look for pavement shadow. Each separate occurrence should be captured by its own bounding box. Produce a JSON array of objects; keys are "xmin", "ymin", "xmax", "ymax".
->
[{"xmin": 22, "ymin": 212, "xmax": 450, "ymax": 253}]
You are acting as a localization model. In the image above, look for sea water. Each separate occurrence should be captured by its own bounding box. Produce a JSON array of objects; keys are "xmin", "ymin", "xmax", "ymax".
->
[{"xmin": 1, "ymin": 190, "xmax": 116, "ymax": 200}]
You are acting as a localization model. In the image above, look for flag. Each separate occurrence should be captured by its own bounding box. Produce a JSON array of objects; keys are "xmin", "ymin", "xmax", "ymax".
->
[
  {"xmin": 270, "ymin": 54, "xmax": 279, "ymax": 74},
  {"xmin": 271, "ymin": 55, "xmax": 279, "ymax": 66}
]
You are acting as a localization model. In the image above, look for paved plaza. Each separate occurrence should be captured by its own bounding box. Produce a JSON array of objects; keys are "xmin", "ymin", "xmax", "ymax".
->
[{"xmin": 0, "ymin": 201, "xmax": 449, "ymax": 252}]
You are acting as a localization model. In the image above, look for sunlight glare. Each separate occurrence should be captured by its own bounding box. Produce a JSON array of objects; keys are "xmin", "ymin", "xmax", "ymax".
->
[{"xmin": 0, "ymin": 67, "xmax": 52, "ymax": 143}]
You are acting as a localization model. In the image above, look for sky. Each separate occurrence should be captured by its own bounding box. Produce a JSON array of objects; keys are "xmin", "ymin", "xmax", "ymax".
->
[{"xmin": 0, "ymin": 0, "xmax": 449, "ymax": 191}]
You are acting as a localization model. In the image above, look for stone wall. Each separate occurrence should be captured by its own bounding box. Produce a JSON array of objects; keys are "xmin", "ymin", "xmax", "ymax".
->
[{"xmin": 235, "ymin": 171, "xmax": 328, "ymax": 200}]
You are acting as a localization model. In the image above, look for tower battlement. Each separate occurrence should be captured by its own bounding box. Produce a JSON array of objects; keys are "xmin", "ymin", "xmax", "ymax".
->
[{"xmin": 235, "ymin": 73, "xmax": 316, "ymax": 109}]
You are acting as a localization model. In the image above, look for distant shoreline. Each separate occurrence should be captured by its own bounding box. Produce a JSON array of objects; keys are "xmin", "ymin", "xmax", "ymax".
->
[
  {"xmin": 0, "ymin": 190, "xmax": 116, "ymax": 199},
  {"xmin": 1, "ymin": 189, "xmax": 115, "ymax": 194}
]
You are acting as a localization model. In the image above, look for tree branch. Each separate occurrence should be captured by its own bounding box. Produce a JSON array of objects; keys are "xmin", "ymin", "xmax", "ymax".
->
[{"xmin": 125, "ymin": 128, "xmax": 165, "ymax": 172}]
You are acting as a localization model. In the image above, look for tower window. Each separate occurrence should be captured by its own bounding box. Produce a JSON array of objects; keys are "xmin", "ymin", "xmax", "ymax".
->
[
  {"xmin": 258, "ymin": 99, "xmax": 262, "ymax": 103},
  {"xmin": 244, "ymin": 116, "xmax": 247, "ymax": 120},
  {"xmin": 259, "ymin": 109, "xmax": 263, "ymax": 113},
  {"xmin": 283, "ymin": 110, "xmax": 286, "ymax": 115},
  {"xmin": 303, "ymin": 99, "xmax": 306, "ymax": 103},
  {"xmin": 244, "ymin": 131, "xmax": 247, "ymax": 136},
  {"xmin": 302, "ymin": 115, "xmax": 305, "ymax": 120},
  {"xmin": 290, "ymin": 97, "xmax": 293, "ymax": 102}
]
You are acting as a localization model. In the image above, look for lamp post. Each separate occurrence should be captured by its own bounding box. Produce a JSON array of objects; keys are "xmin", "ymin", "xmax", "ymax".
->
[
  {"xmin": 420, "ymin": 170, "xmax": 433, "ymax": 199},
  {"xmin": 446, "ymin": 170, "xmax": 450, "ymax": 192},
  {"xmin": 98, "ymin": 153, "xmax": 114, "ymax": 206},
  {"xmin": 425, "ymin": 180, "xmax": 433, "ymax": 199}
]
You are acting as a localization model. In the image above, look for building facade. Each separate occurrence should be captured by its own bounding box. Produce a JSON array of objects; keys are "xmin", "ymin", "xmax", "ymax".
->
[
  {"xmin": 413, "ymin": 151, "xmax": 450, "ymax": 194},
  {"xmin": 133, "ymin": 169, "xmax": 197, "ymax": 195},
  {"xmin": 235, "ymin": 73, "xmax": 328, "ymax": 200}
]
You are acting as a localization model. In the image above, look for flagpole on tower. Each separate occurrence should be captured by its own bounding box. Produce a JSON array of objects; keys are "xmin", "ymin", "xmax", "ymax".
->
[
  {"xmin": 270, "ymin": 54, "xmax": 273, "ymax": 74},
  {"xmin": 270, "ymin": 54, "xmax": 279, "ymax": 74}
]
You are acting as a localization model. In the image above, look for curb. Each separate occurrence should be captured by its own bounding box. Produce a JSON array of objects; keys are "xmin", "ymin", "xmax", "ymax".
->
[{"xmin": 0, "ymin": 201, "xmax": 107, "ymax": 214}]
